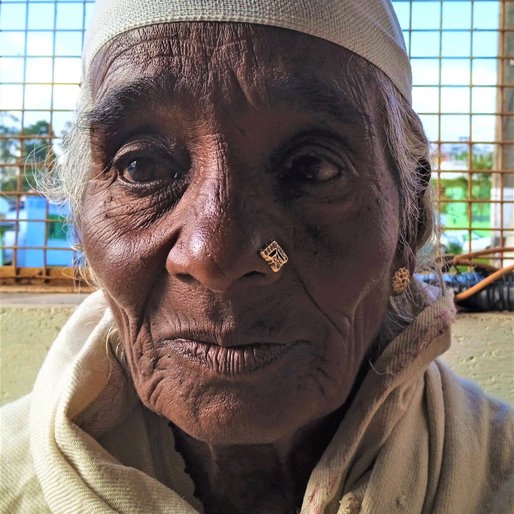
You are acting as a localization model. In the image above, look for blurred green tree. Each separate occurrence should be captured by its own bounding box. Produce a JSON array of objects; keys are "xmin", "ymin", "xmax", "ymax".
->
[{"xmin": 0, "ymin": 115, "xmax": 55, "ymax": 195}]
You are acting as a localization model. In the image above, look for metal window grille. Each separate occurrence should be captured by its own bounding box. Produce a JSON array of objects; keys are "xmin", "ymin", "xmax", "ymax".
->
[
  {"xmin": 395, "ymin": 0, "xmax": 514, "ymax": 265},
  {"xmin": 1, "ymin": 0, "xmax": 93, "ymax": 290},
  {"xmin": 1, "ymin": 0, "xmax": 513, "ymax": 291}
]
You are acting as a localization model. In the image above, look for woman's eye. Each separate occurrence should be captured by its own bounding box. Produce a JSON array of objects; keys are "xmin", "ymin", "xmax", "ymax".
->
[
  {"xmin": 286, "ymin": 154, "xmax": 342, "ymax": 183},
  {"xmin": 120, "ymin": 157, "xmax": 182, "ymax": 183}
]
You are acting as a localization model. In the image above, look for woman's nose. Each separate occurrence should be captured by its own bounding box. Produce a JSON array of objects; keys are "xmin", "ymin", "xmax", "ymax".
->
[{"xmin": 165, "ymin": 194, "xmax": 284, "ymax": 293}]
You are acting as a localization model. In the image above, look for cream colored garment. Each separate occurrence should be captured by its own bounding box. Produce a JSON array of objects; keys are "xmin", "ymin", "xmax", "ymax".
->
[
  {"xmin": 83, "ymin": 0, "xmax": 412, "ymax": 103},
  {"xmin": 1, "ymin": 291, "xmax": 513, "ymax": 513}
]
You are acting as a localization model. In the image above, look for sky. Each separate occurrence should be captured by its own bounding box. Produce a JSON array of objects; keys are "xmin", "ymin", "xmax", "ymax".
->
[
  {"xmin": 393, "ymin": 0, "xmax": 501, "ymax": 143},
  {"xmin": 0, "ymin": 0, "xmax": 504, "ymax": 145}
]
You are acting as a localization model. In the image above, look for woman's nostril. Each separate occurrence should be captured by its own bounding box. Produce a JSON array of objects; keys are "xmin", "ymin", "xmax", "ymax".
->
[
  {"xmin": 245, "ymin": 270, "xmax": 266, "ymax": 280},
  {"xmin": 176, "ymin": 273, "xmax": 195, "ymax": 284}
]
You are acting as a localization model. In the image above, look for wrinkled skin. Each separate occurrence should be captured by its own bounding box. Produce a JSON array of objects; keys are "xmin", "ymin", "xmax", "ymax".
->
[{"xmin": 83, "ymin": 23, "xmax": 404, "ymax": 513}]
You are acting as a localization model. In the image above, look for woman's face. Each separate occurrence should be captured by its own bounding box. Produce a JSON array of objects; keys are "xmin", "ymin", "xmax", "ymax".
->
[{"xmin": 83, "ymin": 23, "xmax": 401, "ymax": 445}]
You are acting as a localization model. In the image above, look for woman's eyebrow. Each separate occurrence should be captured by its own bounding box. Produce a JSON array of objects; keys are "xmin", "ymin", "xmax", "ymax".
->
[
  {"xmin": 266, "ymin": 74, "xmax": 371, "ymax": 129},
  {"xmin": 86, "ymin": 73, "xmax": 371, "ymax": 135},
  {"xmin": 86, "ymin": 76, "xmax": 170, "ymax": 132}
]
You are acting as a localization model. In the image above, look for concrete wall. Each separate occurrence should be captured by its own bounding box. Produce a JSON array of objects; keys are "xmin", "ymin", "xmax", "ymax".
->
[
  {"xmin": 1, "ymin": 294, "xmax": 513, "ymax": 406},
  {"xmin": 441, "ymin": 312, "xmax": 513, "ymax": 404},
  {"xmin": 0, "ymin": 294, "xmax": 86, "ymax": 405}
]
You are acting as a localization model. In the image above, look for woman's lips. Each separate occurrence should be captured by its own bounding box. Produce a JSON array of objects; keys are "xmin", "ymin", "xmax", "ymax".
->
[{"xmin": 164, "ymin": 338, "xmax": 297, "ymax": 376}]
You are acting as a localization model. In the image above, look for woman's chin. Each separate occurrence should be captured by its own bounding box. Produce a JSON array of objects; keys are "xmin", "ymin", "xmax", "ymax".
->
[
  {"xmin": 142, "ymin": 375, "xmax": 337, "ymax": 446},
  {"xmin": 127, "ymin": 333, "xmax": 354, "ymax": 446}
]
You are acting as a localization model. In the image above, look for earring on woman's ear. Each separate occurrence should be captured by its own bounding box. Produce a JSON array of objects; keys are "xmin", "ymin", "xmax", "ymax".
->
[{"xmin": 392, "ymin": 267, "xmax": 410, "ymax": 295}]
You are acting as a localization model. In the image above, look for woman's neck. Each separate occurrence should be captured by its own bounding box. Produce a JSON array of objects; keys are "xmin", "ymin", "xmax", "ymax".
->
[{"xmin": 171, "ymin": 412, "xmax": 342, "ymax": 514}]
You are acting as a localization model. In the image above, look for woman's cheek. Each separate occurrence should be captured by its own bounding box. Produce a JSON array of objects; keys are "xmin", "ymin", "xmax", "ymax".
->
[{"xmin": 81, "ymin": 188, "xmax": 164, "ymax": 309}]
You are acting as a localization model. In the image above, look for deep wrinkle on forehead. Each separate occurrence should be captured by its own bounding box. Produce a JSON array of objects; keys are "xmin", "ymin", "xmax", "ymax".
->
[
  {"xmin": 87, "ymin": 72, "xmax": 374, "ymax": 162},
  {"xmin": 88, "ymin": 27, "xmax": 376, "ymax": 150}
]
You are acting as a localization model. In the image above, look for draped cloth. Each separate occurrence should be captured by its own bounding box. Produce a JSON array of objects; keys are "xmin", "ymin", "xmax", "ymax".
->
[{"xmin": 1, "ymin": 291, "xmax": 513, "ymax": 513}]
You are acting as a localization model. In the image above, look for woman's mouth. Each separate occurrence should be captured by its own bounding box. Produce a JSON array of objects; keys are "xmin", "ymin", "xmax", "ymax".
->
[{"xmin": 163, "ymin": 338, "xmax": 297, "ymax": 376}]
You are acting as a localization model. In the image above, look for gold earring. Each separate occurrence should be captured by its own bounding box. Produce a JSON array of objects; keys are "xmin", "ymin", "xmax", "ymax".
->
[
  {"xmin": 259, "ymin": 241, "xmax": 288, "ymax": 272},
  {"xmin": 392, "ymin": 267, "xmax": 410, "ymax": 294}
]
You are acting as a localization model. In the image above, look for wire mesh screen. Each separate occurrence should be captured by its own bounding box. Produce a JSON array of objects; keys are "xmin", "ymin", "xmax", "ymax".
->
[
  {"xmin": 0, "ymin": 0, "xmax": 513, "ymax": 290},
  {"xmin": 396, "ymin": 0, "xmax": 514, "ymax": 262},
  {"xmin": 0, "ymin": 0, "xmax": 93, "ymax": 289}
]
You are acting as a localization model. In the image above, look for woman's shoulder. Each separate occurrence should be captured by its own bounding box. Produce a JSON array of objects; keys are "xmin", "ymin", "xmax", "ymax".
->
[
  {"xmin": 427, "ymin": 360, "xmax": 514, "ymax": 512},
  {"xmin": 433, "ymin": 359, "xmax": 513, "ymax": 434},
  {"xmin": 0, "ymin": 290, "xmax": 112, "ymax": 513},
  {"xmin": 0, "ymin": 395, "xmax": 50, "ymax": 513}
]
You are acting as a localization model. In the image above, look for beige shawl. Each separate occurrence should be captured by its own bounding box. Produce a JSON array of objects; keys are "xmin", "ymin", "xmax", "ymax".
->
[{"xmin": 1, "ymin": 291, "xmax": 513, "ymax": 513}]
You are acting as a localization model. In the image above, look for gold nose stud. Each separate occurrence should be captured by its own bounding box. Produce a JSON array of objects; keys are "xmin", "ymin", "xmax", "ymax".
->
[{"xmin": 259, "ymin": 241, "xmax": 288, "ymax": 272}]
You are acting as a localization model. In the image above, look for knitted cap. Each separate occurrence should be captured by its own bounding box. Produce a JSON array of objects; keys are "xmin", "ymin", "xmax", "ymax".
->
[{"xmin": 83, "ymin": 0, "xmax": 412, "ymax": 103}]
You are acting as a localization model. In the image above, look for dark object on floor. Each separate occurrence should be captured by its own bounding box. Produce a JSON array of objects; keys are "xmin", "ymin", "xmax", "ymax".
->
[{"xmin": 417, "ymin": 271, "xmax": 514, "ymax": 311}]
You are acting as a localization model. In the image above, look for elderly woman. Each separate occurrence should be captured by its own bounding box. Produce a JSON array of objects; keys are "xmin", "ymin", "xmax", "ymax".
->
[{"xmin": 2, "ymin": 1, "xmax": 513, "ymax": 513}]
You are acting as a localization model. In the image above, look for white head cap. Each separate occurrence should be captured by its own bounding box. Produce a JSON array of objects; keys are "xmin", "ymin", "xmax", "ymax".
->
[{"xmin": 83, "ymin": 0, "xmax": 412, "ymax": 104}]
